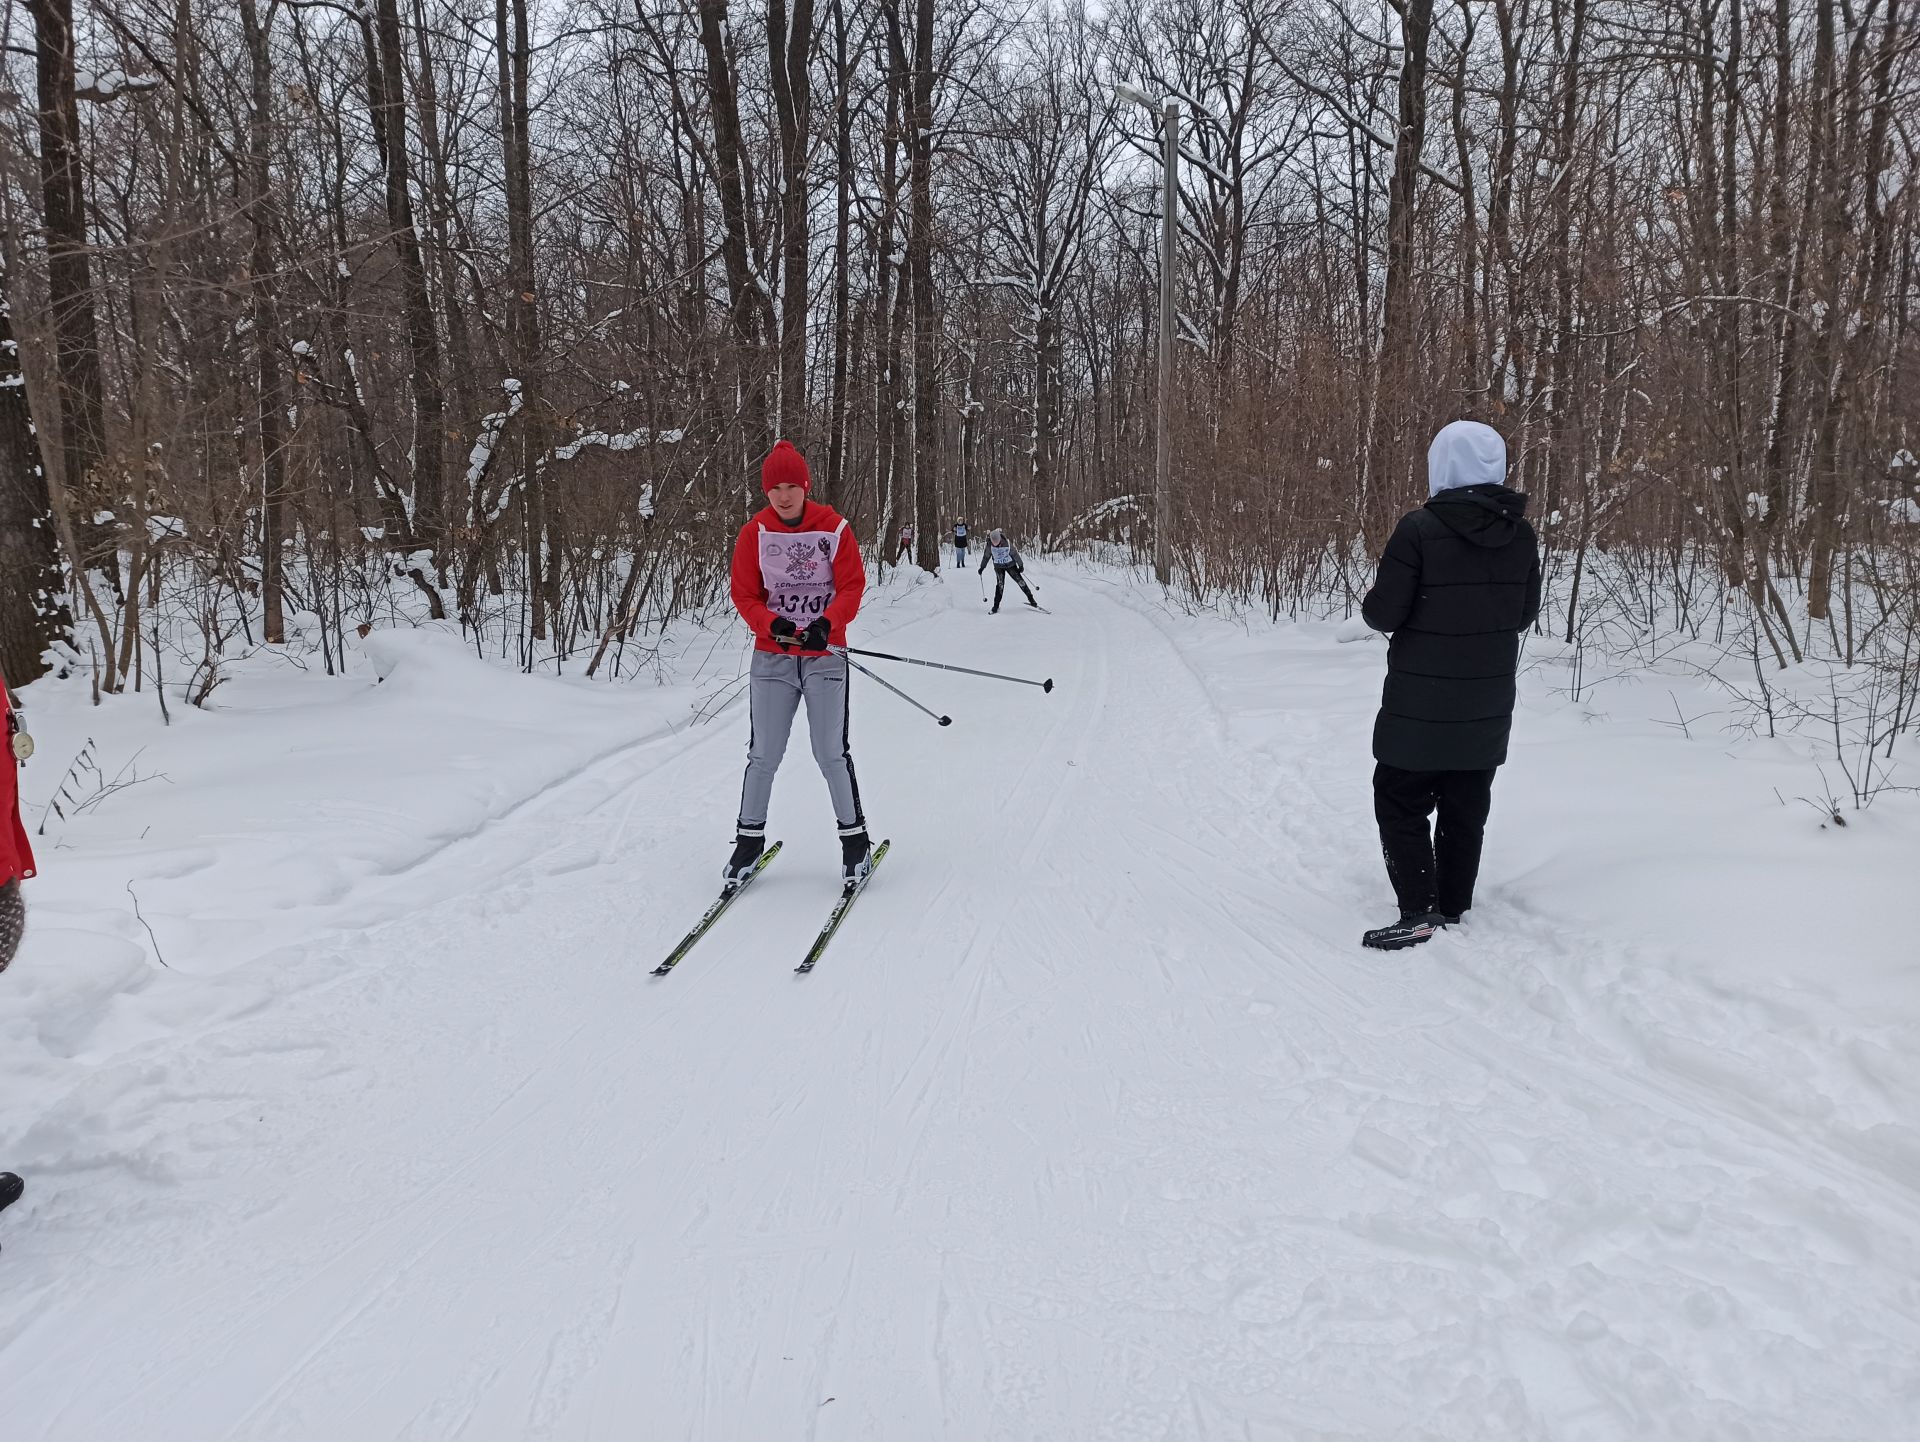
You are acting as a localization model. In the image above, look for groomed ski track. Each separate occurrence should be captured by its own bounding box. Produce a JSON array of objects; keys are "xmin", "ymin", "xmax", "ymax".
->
[{"xmin": 2, "ymin": 571, "xmax": 1914, "ymax": 1440}]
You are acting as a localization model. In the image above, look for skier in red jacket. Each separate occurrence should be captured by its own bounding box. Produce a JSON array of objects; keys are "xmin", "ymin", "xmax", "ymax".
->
[
  {"xmin": 1, "ymin": 674, "xmax": 35, "ymax": 1236},
  {"xmin": 725, "ymin": 441, "xmax": 873, "ymax": 888},
  {"xmin": 0, "ymin": 675, "xmax": 32, "ymax": 966}
]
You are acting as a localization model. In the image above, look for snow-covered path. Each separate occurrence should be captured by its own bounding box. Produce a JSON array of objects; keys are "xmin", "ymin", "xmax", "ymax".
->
[{"xmin": 3, "ymin": 572, "xmax": 1916, "ymax": 1439}]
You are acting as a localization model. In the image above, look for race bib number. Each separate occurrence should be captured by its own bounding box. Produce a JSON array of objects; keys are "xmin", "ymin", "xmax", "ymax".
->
[
  {"xmin": 990, "ymin": 543, "xmax": 1014, "ymax": 566},
  {"xmin": 759, "ymin": 529, "xmax": 841, "ymax": 619}
]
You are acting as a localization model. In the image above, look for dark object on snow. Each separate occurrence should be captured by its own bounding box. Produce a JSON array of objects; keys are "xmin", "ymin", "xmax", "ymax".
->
[
  {"xmin": 1374, "ymin": 763, "xmax": 1495, "ymax": 920},
  {"xmin": 1361, "ymin": 911, "xmax": 1451, "ymax": 951},
  {"xmin": 1361, "ymin": 435, "xmax": 1542, "ymax": 773}
]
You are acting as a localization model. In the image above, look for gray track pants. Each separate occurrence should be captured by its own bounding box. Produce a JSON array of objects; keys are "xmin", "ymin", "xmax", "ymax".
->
[{"xmin": 736, "ymin": 651, "xmax": 865, "ymax": 835}]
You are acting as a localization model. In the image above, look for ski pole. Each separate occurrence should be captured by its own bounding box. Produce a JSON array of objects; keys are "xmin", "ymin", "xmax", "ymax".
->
[
  {"xmin": 839, "ymin": 650, "xmax": 952, "ymax": 726},
  {"xmin": 832, "ymin": 644, "xmax": 1054, "ymax": 694}
]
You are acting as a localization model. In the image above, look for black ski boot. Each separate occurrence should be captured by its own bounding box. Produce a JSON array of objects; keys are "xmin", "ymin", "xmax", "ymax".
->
[
  {"xmin": 839, "ymin": 829, "xmax": 873, "ymax": 890},
  {"xmin": 1361, "ymin": 911, "xmax": 1450, "ymax": 951},
  {"xmin": 0, "ymin": 1169, "xmax": 17, "ymax": 1256},
  {"xmin": 722, "ymin": 832, "xmax": 765, "ymax": 888}
]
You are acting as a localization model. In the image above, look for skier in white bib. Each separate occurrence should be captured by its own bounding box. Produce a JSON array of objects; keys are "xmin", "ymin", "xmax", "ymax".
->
[
  {"xmin": 725, "ymin": 441, "xmax": 873, "ymax": 887},
  {"xmin": 978, "ymin": 528, "xmax": 1039, "ymax": 612}
]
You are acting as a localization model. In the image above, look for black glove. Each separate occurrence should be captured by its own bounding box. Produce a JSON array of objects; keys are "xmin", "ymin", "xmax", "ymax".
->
[
  {"xmin": 799, "ymin": 617, "xmax": 831, "ymax": 651},
  {"xmin": 769, "ymin": 616, "xmax": 798, "ymax": 647}
]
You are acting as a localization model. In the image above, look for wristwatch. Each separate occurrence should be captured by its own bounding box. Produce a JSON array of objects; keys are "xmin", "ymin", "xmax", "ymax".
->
[{"xmin": 5, "ymin": 699, "xmax": 29, "ymax": 763}]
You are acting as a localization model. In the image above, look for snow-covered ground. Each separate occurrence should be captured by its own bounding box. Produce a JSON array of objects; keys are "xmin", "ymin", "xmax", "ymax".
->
[{"xmin": 2, "ymin": 564, "xmax": 1916, "ymax": 1440}]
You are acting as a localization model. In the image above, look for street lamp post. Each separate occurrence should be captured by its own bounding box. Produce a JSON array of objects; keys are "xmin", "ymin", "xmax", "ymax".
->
[{"xmin": 1116, "ymin": 82, "xmax": 1177, "ymax": 586}]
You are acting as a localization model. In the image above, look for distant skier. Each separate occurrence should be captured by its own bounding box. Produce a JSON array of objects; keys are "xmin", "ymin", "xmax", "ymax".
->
[
  {"xmin": 952, "ymin": 519, "xmax": 969, "ymax": 569},
  {"xmin": 895, "ymin": 522, "xmax": 914, "ymax": 566},
  {"xmin": 978, "ymin": 528, "xmax": 1039, "ymax": 613},
  {"xmin": 1, "ymin": 670, "xmax": 36, "ymax": 1251},
  {"xmin": 1359, "ymin": 420, "xmax": 1541, "ymax": 951},
  {"xmin": 725, "ymin": 441, "xmax": 874, "ymax": 889}
]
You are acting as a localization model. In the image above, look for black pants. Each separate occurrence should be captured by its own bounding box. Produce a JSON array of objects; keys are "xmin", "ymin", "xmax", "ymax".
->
[
  {"xmin": 990, "ymin": 565, "xmax": 1035, "ymax": 608},
  {"xmin": 1373, "ymin": 763, "xmax": 1496, "ymax": 918}
]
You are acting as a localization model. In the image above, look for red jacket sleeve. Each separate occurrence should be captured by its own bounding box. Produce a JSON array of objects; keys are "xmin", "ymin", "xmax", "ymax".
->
[
  {"xmin": 825, "ymin": 523, "xmax": 865, "ymax": 634},
  {"xmin": 731, "ymin": 522, "xmax": 776, "ymax": 640},
  {"xmin": 0, "ymin": 686, "xmax": 33, "ymax": 885}
]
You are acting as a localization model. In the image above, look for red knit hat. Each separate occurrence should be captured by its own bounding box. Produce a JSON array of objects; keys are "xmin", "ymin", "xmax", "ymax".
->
[{"xmin": 761, "ymin": 440, "xmax": 811, "ymax": 492}]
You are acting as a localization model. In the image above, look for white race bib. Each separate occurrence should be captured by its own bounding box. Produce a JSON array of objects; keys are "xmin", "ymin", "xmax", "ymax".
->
[{"xmin": 759, "ymin": 526, "xmax": 843, "ymax": 620}]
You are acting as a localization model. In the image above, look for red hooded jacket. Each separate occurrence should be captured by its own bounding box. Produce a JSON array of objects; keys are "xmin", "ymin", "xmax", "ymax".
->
[
  {"xmin": 731, "ymin": 500, "xmax": 866, "ymax": 655},
  {"xmin": 2, "ymin": 681, "xmax": 35, "ymax": 885}
]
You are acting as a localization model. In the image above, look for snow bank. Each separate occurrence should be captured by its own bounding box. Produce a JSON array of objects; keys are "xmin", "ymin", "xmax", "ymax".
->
[
  {"xmin": 11, "ymin": 623, "xmax": 703, "ymax": 986},
  {"xmin": 0, "ymin": 565, "xmax": 1913, "ymax": 1438}
]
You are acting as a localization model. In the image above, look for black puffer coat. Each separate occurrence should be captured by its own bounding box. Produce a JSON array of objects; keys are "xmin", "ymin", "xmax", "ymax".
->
[{"xmin": 1361, "ymin": 484, "xmax": 1542, "ymax": 771}]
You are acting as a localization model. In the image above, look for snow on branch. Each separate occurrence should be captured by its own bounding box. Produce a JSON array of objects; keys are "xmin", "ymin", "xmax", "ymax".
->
[
  {"xmin": 1055, "ymin": 493, "xmax": 1144, "ymax": 541},
  {"xmin": 1177, "ymin": 145, "xmax": 1235, "ymax": 190},
  {"xmin": 464, "ymin": 380, "xmax": 525, "ymax": 528},
  {"xmin": 76, "ymin": 70, "xmax": 162, "ymax": 104},
  {"xmin": 548, "ymin": 426, "xmax": 684, "ymax": 464},
  {"xmin": 971, "ymin": 274, "xmax": 1038, "ymax": 295},
  {"xmin": 468, "ymin": 409, "xmax": 681, "ymax": 534}
]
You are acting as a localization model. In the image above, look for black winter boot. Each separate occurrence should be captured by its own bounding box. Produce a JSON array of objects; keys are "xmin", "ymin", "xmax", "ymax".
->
[
  {"xmin": 1361, "ymin": 911, "xmax": 1450, "ymax": 951},
  {"xmin": 839, "ymin": 829, "xmax": 873, "ymax": 889},
  {"xmin": 722, "ymin": 833, "xmax": 765, "ymax": 887},
  {"xmin": 0, "ymin": 1172, "xmax": 21, "ymax": 1214}
]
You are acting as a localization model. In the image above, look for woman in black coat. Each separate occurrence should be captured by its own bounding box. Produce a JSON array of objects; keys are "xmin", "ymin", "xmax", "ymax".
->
[{"xmin": 1359, "ymin": 421, "xmax": 1541, "ymax": 950}]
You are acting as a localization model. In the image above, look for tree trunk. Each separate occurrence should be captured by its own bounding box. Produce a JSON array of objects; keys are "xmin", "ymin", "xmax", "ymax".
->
[
  {"xmin": 697, "ymin": 0, "xmax": 773, "ymax": 465},
  {"xmin": 768, "ymin": 0, "xmax": 814, "ymax": 446},
  {"xmin": 908, "ymin": 0, "xmax": 939, "ymax": 572},
  {"xmin": 1803, "ymin": 0, "xmax": 1846, "ymax": 620},
  {"xmin": 498, "ymin": 0, "xmax": 548, "ymax": 644},
  {"xmin": 241, "ymin": 0, "xmax": 289, "ymax": 644},
  {"xmin": 877, "ymin": 5, "xmax": 910, "ymax": 547},
  {"xmin": 825, "ymin": 0, "xmax": 853, "ymax": 500},
  {"xmin": 369, "ymin": 0, "xmax": 449, "ymax": 571},
  {"xmin": 0, "ymin": 266, "xmax": 71, "ymax": 682},
  {"xmin": 26, "ymin": 0, "xmax": 110, "ymax": 571},
  {"xmin": 1362, "ymin": 0, "xmax": 1434, "ymax": 516},
  {"xmin": 411, "ymin": 0, "xmax": 484, "ymax": 452}
]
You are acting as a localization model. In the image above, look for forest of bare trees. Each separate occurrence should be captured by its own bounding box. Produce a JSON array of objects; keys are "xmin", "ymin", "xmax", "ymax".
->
[{"xmin": 0, "ymin": 0, "xmax": 1915, "ymax": 705}]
